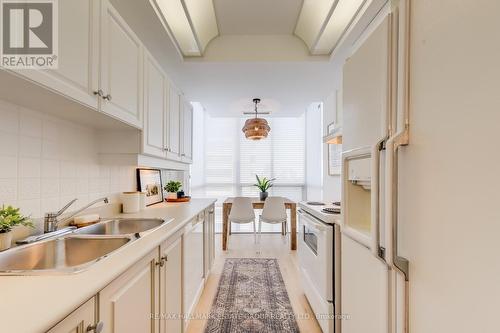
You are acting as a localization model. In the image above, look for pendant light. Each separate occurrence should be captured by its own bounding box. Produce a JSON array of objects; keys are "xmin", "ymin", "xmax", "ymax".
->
[{"xmin": 242, "ymin": 98, "xmax": 271, "ymax": 140}]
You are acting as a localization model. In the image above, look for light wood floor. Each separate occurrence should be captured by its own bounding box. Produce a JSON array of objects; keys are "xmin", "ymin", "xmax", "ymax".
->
[{"xmin": 185, "ymin": 234, "xmax": 323, "ymax": 333}]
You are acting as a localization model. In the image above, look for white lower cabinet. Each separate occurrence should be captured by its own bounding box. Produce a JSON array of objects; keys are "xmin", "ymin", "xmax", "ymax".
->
[
  {"xmin": 204, "ymin": 206, "xmax": 215, "ymax": 277},
  {"xmin": 159, "ymin": 236, "xmax": 183, "ymax": 333},
  {"xmin": 47, "ymin": 297, "xmax": 97, "ymax": 333},
  {"xmin": 99, "ymin": 249, "xmax": 159, "ymax": 333},
  {"xmin": 183, "ymin": 216, "xmax": 205, "ymax": 329},
  {"xmin": 45, "ymin": 207, "xmax": 216, "ymax": 333}
]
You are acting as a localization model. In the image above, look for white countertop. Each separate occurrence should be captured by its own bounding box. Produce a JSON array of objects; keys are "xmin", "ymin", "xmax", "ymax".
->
[
  {"xmin": 0, "ymin": 198, "xmax": 216, "ymax": 333},
  {"xmin": 298, "ymin": 201, "xmax": 342, "ymax": 225}
]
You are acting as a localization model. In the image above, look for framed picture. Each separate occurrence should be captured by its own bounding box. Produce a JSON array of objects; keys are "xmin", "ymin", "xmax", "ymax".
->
[
  {"xmin": 328, "ymin": 143, "xmax": 342, "ymax": 176},
  {"xmin": 136, "ymin": 168, "xmax": 163, "ymax": 206}
]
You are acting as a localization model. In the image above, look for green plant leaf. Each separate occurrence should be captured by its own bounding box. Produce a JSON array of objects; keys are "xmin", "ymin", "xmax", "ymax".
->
[{"xmin": 0, "ymin": 205, "xmax": 33, "ymax": 233}]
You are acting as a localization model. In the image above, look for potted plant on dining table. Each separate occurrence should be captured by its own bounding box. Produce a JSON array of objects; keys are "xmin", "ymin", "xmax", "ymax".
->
[{"xmin": 254, "ymin": 175, "xmax": 275, "ymax": 201}]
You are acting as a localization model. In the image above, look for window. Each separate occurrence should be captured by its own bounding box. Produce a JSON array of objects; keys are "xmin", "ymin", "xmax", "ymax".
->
[{"xmin": 203, "ymin": 114, "xmax": 305, "ymax": 198}]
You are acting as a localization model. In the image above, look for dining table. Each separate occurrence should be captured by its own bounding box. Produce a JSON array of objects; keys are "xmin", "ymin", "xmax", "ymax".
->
[{"xmin": 222, "ymin": 197, "xmax": 297, "ymax": 251}]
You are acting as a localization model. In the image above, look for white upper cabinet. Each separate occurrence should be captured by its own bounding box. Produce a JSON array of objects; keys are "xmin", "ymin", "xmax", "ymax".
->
[
  {"xmin": 143, "ymin": 51, "xmax": 168, "ymax": 158},
  {"xmin": 100, "ymin": 0, "xmax": 143, "ymax": 128},
  {"xmin": 167, "ymin": 84, "xmax": 181, "ymax": 160},
  {"xmin": 12, "ymin": 0, "xmax": 99, "ymax": 109},
  {"xmin": 181, "ymin": 100, "xmax": 193, "ymax": 163}
]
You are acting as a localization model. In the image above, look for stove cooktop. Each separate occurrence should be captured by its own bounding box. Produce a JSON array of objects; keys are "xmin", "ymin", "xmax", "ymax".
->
[
  {"xmin": 322, "ymin": 207, "xmax": 341, "ymax": 214},
  {"xmin": 306, "ymin": 201, "xmax": 326, "ymax": 206}
]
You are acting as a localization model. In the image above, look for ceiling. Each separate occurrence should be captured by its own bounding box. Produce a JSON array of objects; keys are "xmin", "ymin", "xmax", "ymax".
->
[
  {"xmin": 214, "ymin": 0, "xmax": 303, "ymax": 35},
  {"xmin": 111, "ymin": 0, "xmax": 385, "ymax": 117}
]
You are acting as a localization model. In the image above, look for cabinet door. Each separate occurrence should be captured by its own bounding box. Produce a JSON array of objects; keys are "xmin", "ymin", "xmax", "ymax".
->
[
  {"xmin": 14, "ymin": 0, "xmax": 99, "ymax": 109},
  {"xmin": 143, "ymin": 52, "xmax": 167, "ymax": 158},
  {"xmin": 167, "ymin": 84, "xmax": 181, "ymax": 160},
  {"xmin": 181, "ymin": 100, "xmax": 193, "ymax": 163},
  {"xmin": 183, "ymin": 219, "xmax": 205, "ymax": 322},
  {"xmin": 100, "ymin": 0, "xmax": 143, "ymax": 128},
  {"xmin": 159, "ymin": 237, "xmax": 182, "ymax": 333},
  {"xmin": 208, "ymin": 205, "xmax": 216, "ymax": 268},
  {"xmin": 47, "ymin": 297, "xmax": 96, "ymax": 333},
  {"xmin": 100, "ymin": 249, "xmax": 159, "ymax": 333},
  {"xmin": 203, "ymin": 210, "xmax": 210, "ymax": 278}
]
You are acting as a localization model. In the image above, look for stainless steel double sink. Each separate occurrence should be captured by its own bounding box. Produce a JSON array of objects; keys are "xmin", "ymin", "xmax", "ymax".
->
[{"xmin": 0, "ymin": 218, "xmax": 166, "ymax": 275}]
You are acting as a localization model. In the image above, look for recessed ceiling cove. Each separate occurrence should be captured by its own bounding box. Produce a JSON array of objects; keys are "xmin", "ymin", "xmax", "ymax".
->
[
  {"xmin": 150, "ymin": 0, "xmax": 368, "ymax": 58},
  {"xmin": 214, "ymin": 0, "xmax": 303, "ymax": 35}
]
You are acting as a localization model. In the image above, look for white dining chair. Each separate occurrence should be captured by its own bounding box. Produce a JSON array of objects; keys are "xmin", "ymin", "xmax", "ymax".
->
[
  {"xmin": 228, "ymin": 197, "xmax": 257, "ymax": 244},
  {"xmin": 258, "ymin": 196, "xmax": 287, "ymax": 242}
]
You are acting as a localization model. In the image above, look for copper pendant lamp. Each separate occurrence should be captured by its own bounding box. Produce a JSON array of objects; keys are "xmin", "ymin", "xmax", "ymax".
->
[{"xmin": 242, "ymin": 98, "xmax": 271, "ymax": 140}]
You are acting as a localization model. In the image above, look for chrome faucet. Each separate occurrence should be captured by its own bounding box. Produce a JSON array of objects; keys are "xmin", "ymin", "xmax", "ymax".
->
[{"xmin": 44, "ymin": 197, "xmax": 109, "ymax": 233}]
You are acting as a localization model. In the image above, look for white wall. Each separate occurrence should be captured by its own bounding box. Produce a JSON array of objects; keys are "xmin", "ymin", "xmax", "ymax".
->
[
  {"xmin": 0, "ymin": 99, "xmax": 136, "ymax": 221},
  {"xmin": 305, "ymin": 102, "xmax": 323, "ymax": 200},
  {"xmin": 322, "ymin": 90, "xmax": 342, "ymax": 202}
]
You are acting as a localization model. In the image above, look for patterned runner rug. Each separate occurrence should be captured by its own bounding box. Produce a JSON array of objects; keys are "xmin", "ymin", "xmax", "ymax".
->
[{"xmin": 205, "ymin": 258, "xmax": 300, "ymax": 333}]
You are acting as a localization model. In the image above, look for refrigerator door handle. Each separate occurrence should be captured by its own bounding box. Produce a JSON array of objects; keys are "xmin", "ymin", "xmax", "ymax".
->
[
  {"xmin": 385, "ymin": 128, "xmax": 410, "ymax": 333},
  {"xmin": 370, "ymin": 137, "xmax": 387, "ymax": 259}
]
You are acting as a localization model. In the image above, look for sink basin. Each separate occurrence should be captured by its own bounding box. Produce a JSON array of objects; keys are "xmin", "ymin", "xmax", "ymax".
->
[
  {"xmin": 74, "ymin": 218, "xmax": 165, "ymax": 236},
  {"xmin": 0, "ymin": 236, "xmax": 130, "ymax": 275}
]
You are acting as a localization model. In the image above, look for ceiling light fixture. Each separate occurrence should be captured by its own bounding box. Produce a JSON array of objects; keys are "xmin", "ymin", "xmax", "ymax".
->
[
  {"xmin": 242, "ymin": 98, "xmax": 271, "ymax": 140},
  {"xmin": 151, "ymin": 0, "xmax": 218, "ymax": 57}
]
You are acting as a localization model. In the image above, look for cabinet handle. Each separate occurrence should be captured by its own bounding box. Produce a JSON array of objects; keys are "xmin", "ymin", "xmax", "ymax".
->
[
  {"xmin": 102, "ymin": 94, "xmax": 112, "ymax": 101},
  {"xmin": 156, "ymin": 256, "xmax": 167, "ymax": 267},
  {"xmin": 93, "ymin": 89, "xmax": 103, "ymax": 97},
  {"xmin": 86, "ymin": 322, "xmax": 104, "ymax": 333}
]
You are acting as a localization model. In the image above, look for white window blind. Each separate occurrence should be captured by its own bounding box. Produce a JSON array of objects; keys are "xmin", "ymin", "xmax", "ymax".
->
[
  {"xmin": 205, "ymin": 117, "xmax": 237, "ymax": 184},
  {"xmin": 203, "ymin": 114, "xmax": 305, "ymax": 201},
  {"xmin": 239, "ymin": 116, "xmax": 305, "ymax": 185}
]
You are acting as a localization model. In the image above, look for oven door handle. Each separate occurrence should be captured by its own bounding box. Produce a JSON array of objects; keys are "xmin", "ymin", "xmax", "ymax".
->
[{"xmin": 297, "ymin": 210, "xmax": 330, "ymax": 232}]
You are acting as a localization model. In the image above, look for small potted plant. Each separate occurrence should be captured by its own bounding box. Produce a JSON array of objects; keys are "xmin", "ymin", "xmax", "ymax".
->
[
  {"xmin": 164, "ymin": 181, "xmax": 182, "ymax": 200},
  {"xmin": 0, "ymin": 205, "xmax": 33, "ymax": 251},
  {"xmin": 254, "ymin": 175, "xmax": 275, "ymax": 201}
]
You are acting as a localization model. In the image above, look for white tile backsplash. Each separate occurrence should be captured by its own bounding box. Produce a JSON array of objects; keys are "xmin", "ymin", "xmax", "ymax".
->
[
  {"xmin": 19, "ymin": 157, "xmax": 41, "ymax": 178},
  {"xmin": 0, "ymin": 156, "xmax": 18, "ymax": 178},
  {"xmin": 0, "ymin": 99, "xmax": 189, "ymax": 220},
  {"xmin": 19, "ymin": 112, "xmax": 42, "ymax": 138},
  {"xmin": 18, "ymin": 178, "xmax": 41, "ymax": 200},
  {"xmin": 0, "ymin": 178, "xmax": 17, "ymax": 203},
  {"xmin": 19, "ymin": 136, "xmax": 42, "ymax": 158},
  {"xmin": 0, "ymin": 100, "xmax": 137, "ymax": 218},
  {"xmin": 0, "ymin": 101, "xmax": 19, "ymax": 133},
  {"xmin": 41, "ymin": 159, "xmax": 59, "ymax": 178},
  {"xmin": 0, "ymin": 131, "xmax": 18, "ymax": 156}
]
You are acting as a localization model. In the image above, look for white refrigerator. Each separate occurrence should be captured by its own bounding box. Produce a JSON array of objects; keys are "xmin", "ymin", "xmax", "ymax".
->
[{"xmin": 340, "ymin": 1, "xmax": 410, "ymax": 332}]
